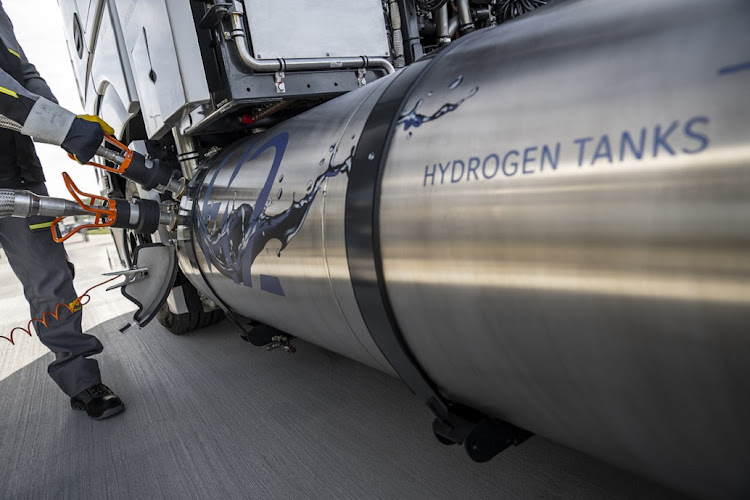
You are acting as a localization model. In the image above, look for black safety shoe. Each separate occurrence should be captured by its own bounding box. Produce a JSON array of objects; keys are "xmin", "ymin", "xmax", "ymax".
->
[{"xmin": 70, "ymin": 384, "xmax": 125, "ymax": 420}]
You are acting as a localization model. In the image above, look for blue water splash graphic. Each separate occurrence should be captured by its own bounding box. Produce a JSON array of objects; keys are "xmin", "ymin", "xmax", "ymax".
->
[
  {"xmin": 397, "ymin": 77, "xmax": 479, "ymax": 133},
  {"xmin": 196, "ymin": 133, "xmax": 354, "ymax": 289}
]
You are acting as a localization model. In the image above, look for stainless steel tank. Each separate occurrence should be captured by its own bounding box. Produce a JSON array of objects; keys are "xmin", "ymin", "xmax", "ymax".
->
[{"xmin": 177, "ymin": 0, "xmax": 750, "ymax": 496}]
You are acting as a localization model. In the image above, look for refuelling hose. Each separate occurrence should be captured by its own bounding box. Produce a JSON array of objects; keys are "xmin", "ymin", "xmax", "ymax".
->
[{"xmin": 1, "ymin": 275, "xmax": 121, "ymax": 345}]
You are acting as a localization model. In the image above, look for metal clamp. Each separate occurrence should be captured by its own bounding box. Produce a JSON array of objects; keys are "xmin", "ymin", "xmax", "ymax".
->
[
  {"xmin": 198, "ymin": 2, "xmax": 233, "ymax": 28},
  {"xmin": 274, "ymin": 71, "xmax": 286, "ymax": 93},
  {"xmin": 266, "ymin": 335, "xmax": 296, "ymax": 353},
  {"xmin": 103, "ymin": 267, "xmax": 150, "ymax": 291}
]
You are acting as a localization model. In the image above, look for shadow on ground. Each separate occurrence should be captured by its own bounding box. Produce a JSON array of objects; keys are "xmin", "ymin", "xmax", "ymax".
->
[{"xmin": 0, "ymin": 314, "xmax": 682, "ymax": 499}]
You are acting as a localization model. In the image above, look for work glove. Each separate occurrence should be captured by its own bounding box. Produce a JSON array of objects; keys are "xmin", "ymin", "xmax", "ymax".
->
[
  {"xmin": 77, "ymin": 114, "xmax": 115, "ymax": 136},
  {"xmin": 60, "ymin": 115, "xmax": 114, "ymax": 165}
]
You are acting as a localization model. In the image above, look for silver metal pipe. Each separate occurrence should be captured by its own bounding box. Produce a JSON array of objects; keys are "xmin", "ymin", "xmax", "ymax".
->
[
  {"xmin": 389, "ymin": 0, "xmax": 406, "ymax": 68},
  {"xmin": 474, "ymin": 7, "xmax": 491, "ymax": 20},
  {"xmin": 0, "ymin": 189, "xmax": 89, "ymax": 219},
  {"xmin": 95, "ymin": 145, "xmax": 126, "ymax": 165},
  {"xmin": 172, "ymin": 127, "xmax": 199, "ymax": 180},
  {"xmin": 159, "ymin": 207, "xmax": 177, "ymax": 229},
  {"xmin": 436, "ymin": 5, "xmax": 451, "ymax": 45},
  {"xmin": 448, "ymin": 16, "xmax": 459, "ymax": 38},
  {"xmin": 163, "ymin": 172, "xmax": 187, "ymax": 199},
  {"xmin": 456, "ymin": 0, "xmax": 475, "ymax": 33},
  {"xmin": 229, "ymin": 11, "xmax": 395, "ymax": 75}
]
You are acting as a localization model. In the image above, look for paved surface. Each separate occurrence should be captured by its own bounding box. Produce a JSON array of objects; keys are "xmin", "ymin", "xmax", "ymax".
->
[{"xmin": 0, "ymin": 234, "xmax": 683, "ymax": 499}]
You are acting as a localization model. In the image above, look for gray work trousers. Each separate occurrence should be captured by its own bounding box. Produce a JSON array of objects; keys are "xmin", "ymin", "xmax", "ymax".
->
[{"xmin": 0, "ymin": 182, "xmax": 102, "ymax": 397}]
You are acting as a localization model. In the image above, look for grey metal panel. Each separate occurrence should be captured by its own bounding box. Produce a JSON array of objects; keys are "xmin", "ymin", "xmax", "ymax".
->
[
  {"xmin": 164, "ymin": 0, "xmax": 210, "ymax": 105},
  {"xmin": 82, "ymin": 0, "xmax": 102, "ymax": 51},
  {"xmin": 80, "ymin": 0, "xmax": 140, "ymax": 135},
  {"xmin": 88, "ymin": 3, "xmax": 138, "ymax": 118},
  {"xmin": 115, "ymin": 0, "xmax": 209, "ymax": 139},
  {"xmin": 245, "ymin": 0, "xmax": 390, "ymax": 59},
  {"xmin": 75, "ymin": 0, "xmax": 91, "ymax": 26},
  {"xmin": 57, "ymin": 0, "xmax": 90, "ymax": 104},
  {"xmin": 96, "ymin": 83, "xmax": 131, "ymax": 138}
]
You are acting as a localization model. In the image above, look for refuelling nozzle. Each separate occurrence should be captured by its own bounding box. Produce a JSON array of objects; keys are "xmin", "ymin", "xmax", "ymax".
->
[
  {"xmin": 0, "ymin": 174, "xmax": 176, "ymax": 243},
  {"xmin": 90, "ymin": 135, "xmax": 185, "ymax": 196}
]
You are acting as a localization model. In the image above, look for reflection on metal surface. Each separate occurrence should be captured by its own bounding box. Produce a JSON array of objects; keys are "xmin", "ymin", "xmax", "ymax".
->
[{"xmin": 384, "ymin": 256, "xmax": 750, "ymax": 304}]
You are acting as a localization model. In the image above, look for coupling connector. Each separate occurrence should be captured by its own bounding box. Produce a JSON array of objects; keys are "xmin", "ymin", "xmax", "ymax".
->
[
  {"xmin": 121, "ymin": 153, "xmax": 185, "ymax": 195},
  {"xmin": 110, "ymin": 198, "xmax": 177, "ymax": 234},
  {"xmin": 93, "ymin": 141, "xmax": 184, "ymax": 197}
]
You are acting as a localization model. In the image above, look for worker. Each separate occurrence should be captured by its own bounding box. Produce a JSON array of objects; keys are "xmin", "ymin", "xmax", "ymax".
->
[{"xmin": 0, "ymin": 4, "xmax": 124, "ymax": 419}]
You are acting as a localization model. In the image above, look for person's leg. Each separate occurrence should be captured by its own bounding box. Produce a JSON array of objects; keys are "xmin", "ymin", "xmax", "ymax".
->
[{"xmin": 0, "ymin": 187, "xmax": 103, "ymax": 397}]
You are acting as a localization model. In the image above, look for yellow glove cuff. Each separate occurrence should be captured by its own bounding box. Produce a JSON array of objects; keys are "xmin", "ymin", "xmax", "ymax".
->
[{"xmin": 77, "ymin": 114, "xmax": 115, "ymax": 136}]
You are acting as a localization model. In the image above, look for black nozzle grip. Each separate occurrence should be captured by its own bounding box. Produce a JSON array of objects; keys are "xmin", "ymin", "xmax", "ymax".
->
[
  {"xmin": 123, "ymin": 153, "xmax": 175, "ymax": 191},
  {"xmin": 112, "ymin": 198, "xmax": 161, "ymax": 234}
]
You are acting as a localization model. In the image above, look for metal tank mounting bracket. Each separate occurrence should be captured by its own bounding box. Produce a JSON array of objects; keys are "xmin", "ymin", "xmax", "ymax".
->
[
  {"xmin": 435, "ymin": 415, "xmax": 532, "ymax": 463},
  {"xmin": 229, "ymin": 313, "xmax": 298, "ymax": 349}
]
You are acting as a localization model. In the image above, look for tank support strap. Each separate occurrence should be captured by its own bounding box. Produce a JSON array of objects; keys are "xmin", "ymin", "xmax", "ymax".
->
[{"xmin": 345, "ymin": 55, "xmax": 531, "ymax": 460}]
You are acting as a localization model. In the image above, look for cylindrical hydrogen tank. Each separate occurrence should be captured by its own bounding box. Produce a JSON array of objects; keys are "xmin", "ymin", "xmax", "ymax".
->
[{"xmin": 176, "ymin": 0, "xmax": 750, "ymax": 496}]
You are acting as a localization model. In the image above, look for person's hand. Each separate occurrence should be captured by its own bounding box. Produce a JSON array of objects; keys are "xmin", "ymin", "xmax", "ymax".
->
[
  {"xmin": 77, "ymin": 114, "xmax": 115, "ymax": 136},
  {"xmin": 60, "ymin": 115, "xmax": 113, "ymax": 164}
]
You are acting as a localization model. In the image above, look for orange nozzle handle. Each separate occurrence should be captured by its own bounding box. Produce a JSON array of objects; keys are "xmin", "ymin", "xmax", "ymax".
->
[
  {"xmin": 68, "ymin": 134, "xmax": 134, "ymax": 174},
  {"xmin": 51, "ymin": 172, "xmax": 118, "ymax": 243}
]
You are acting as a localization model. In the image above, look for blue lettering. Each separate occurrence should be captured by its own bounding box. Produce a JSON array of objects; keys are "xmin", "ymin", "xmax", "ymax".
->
[
  {"xmin": 451, "ymin": 160, "xmax": 465, "ymax": 183},
  {"xmin": 424, "ymin": 164, "xmax": 437, "ymax": 187},
  {"xmin": 502, "ymin": 150, "xmax": 519, "ymax": 176},
  {"xmin": 591, "ymin": 135, "xmax": 613, "ymax": 165},
  {"xmin": 653, "ymin": 121, "xmax": 678, "ymax": 157},
  {"xmin": 482, "ymin": 154, "xmax": 500, "ymax": 179},
  {"xmin": 466, "ymin": 157, "xmax": 481, "ymax": 181},
  {"xmin": 574, "ymin": 137, "xmax": 593, "ymax": 166},
  {"xmin": 682, "ymin": 116, "xmax": 710, "ymax": 154},
  {"xmin": 620, "ymin": 128, "xmax": 646, "ymax": 161},
  {"xmin": 438, "ymin": 162, "xmax": 451, "ymax": 185},
  {"xmin": 522, "ymin": 147, "xmax": 537, "ymax": 174},
  {"xmin": 540, "ymin": 143, "xmax": 560, "ymax": 171}
]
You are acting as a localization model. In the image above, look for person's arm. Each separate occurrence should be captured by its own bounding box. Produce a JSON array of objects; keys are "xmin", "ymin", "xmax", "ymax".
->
[
  {"xmin": 0, "ymin": 4, "xmax": 57, "ymax": 104},
  {"xmin": 0, "ymin": 63, "xmax": 57, "ymax": 126},
  {"xmin": 17, "ymin": 45, "xmax": 57, "ymax": 104},
  {"xmin": 0, "ymin": 67, "xmax": 105, "ymax": 164},
  {"xmin": 0, "ymin": 4, "xmax": 105, "ymax": 164}
]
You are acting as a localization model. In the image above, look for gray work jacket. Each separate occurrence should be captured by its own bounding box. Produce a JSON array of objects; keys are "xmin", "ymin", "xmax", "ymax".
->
[{"xmin": 0, "ymin": 2, "xmax": 55, "ymax": 186}]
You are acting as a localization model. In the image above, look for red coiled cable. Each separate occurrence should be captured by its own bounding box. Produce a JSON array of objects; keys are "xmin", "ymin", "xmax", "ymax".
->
[{"xmin": 1, "ymin": 275, "xmax": 121, "ymax": 345}]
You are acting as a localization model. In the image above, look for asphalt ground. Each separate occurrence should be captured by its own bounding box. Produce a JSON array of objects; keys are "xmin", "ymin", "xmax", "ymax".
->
[{"xmin": 0, "ymin": 233, "xmax": 683, "ymax": 499}]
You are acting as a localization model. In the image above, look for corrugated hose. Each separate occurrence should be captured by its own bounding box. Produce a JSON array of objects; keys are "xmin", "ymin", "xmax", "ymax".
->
[
  {"xmin": 0, "ymin": 113, "xmax": 22, "ymax": 133},
  {"xmin": 0, "ymin": 189, "xmax": 17, "ymax": 218}
]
